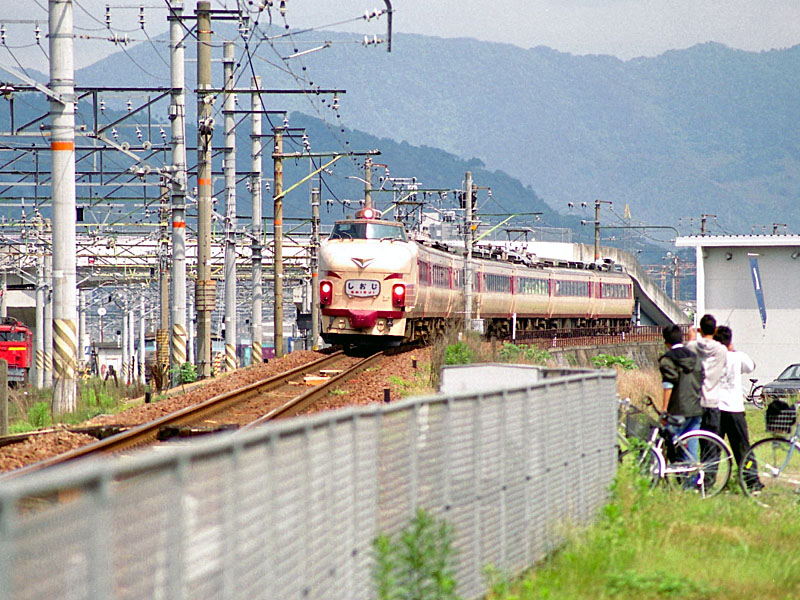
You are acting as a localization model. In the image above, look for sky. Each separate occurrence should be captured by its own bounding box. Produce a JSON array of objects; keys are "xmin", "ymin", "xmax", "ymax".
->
[{"xmin": 4, "ymin": 0, "xmax": 800, "ymax": 74}]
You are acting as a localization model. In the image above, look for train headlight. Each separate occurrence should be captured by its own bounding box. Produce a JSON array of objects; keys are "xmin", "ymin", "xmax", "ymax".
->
[
  {"xmin": 320, "ymin": 280, "xmax": 333, "ymax": 306},
  {"xmin": 391, "ymin": 283, "xmax": 406, "ymax": 308}
]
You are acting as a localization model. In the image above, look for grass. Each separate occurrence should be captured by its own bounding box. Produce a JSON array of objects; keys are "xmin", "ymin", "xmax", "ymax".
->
[
  {"xmin": 487, "ymin": 366, "xmax": 800, "ymax": 600},
  {"xmin": 486, "ymin": 459, "xmax": 800, "ymax": 600}
]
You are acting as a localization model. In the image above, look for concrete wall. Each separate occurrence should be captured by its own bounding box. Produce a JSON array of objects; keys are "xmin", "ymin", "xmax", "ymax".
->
[
  {"xmin": 701, "ymin": 245, "xmax": 800, "ymax": 382},
  {"xmin": 545, "ymin": 341, "xmax": 663, "ymax": 370}
]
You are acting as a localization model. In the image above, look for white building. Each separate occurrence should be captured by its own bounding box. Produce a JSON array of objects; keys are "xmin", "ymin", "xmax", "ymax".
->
[{"xmin": 676, "ymin": 235, "xmax": 800, "ymax": 382}]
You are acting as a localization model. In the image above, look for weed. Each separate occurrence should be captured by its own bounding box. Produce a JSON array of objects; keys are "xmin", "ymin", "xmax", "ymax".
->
[
  {"xmin": 374, "ymin": 508, "xmax": 459, "ymax": 600},
  {"xmin": 330, "ymin": 388, "xmax": 348, "ymax": 396},
  {"xmin": 445, "ymin": 341, "xmax": 474, "ymax": 365},
  {"xmin": 27, "ymin": 401, "xmax": 52, "ymax": 429},
  {"xmin": 498, "ymin": 343, "xmax": 552, "ymax": 365},
  {"xmin": 591, "ymin": 353, "xmax": 637, "ymax": 370},
  {"xmin": 171, "ymin": 362, "xmax": 197, "ymax": 384}
]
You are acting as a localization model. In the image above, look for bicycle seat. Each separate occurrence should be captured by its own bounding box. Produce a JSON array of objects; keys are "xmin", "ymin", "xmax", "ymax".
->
[{"xmin": 663, "ymin": 414, "xmax": 685, "ymax": 428}]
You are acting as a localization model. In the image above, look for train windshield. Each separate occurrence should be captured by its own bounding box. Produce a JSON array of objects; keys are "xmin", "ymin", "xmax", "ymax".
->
[
  {"xmin": 0, "ymin": 331, "xmax": 26, "ymax": 341},
  {"xmin": 328, "ymin": 221, "xmax": 407, "ymax": 242}
]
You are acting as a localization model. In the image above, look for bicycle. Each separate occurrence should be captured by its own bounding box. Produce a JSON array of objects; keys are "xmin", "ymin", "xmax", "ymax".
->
[
  {"xmin": 621, "ymin": 396, "xmax": 734, "ymax": 498},
  {"xmin": 744, "ymin": 378, "xmax": 765, "ymax": 409},
  {"xmin": 738, "ymin": 401, "xmax": 800, "ymax": 507}
]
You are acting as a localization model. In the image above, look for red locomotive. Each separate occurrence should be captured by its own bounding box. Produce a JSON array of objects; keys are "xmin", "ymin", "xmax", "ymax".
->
[{"xmin": 0, "ymin": 317, "xmax": 33, "ymax": 384}]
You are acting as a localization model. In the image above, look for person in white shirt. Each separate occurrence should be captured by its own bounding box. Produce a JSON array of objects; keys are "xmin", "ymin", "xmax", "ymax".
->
[{"xmin": 713, "ymin": 325, "xmax": 763, "ymax": 491}]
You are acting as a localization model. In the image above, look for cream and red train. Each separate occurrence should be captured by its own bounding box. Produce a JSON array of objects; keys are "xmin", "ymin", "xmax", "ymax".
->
[{"xmin": 319, "ymin": 209, "xmax": 635, "ymax": 348}]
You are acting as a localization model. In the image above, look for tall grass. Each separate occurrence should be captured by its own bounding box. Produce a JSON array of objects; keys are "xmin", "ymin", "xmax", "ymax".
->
[{"xmin": 486, "ymin": 462, "xmax": 800, "ymax": 599}]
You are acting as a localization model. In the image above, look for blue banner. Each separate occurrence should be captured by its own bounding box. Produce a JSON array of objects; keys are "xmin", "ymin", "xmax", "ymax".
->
[{"xmin": 749, "ymin": 256, "xmax": 767, "ymax": 328}]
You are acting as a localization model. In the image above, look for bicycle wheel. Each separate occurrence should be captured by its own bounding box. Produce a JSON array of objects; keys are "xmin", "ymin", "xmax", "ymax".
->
[
  {"xmin": 628, "ymin": 445, "xmax": 663, "ymax": 487},
  {"xmin": 749, "ymin": 386, "xmax": 765, "ymax": 409},
  {"xmin": 738, "ymin": 437, "xmax": 800, "ymax": 507},
  {"xmin": 664, "ymin": 430, "xmax": 733, "ymax": 498}
]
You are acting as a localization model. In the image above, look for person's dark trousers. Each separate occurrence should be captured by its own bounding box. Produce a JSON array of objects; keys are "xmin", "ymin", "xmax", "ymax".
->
[
  {"xmin": 699, "ymin": 407, "xmax": 722, "ymax": 487},
  {"xmin": 721, "ymin": 409, "xmax": 763, "ymax": 490},
  {"xmin": 701, "ymin": 406, "xmax": 721, "ymax": 434}
]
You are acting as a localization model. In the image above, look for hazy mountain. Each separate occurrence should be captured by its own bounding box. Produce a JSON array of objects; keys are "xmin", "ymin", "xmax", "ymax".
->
[{"xmin": 72, "ymin": 27, "xmax": 800, "ymax": 234}]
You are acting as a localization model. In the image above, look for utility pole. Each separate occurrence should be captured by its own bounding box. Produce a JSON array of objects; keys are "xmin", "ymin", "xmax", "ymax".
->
[
  {"xmin": 223, "ymin": 41, "xmax": 237, "ymax": 373},
  {"xmin": 122, "ymin": 300, "xmax": 128, "ymax": 384},
  {"xmin": 195, "ymin": 0, "xmax": 214, "ymax": 377},
  {"xmin": 311, "ymin": 187, "xmax": 320, "ymax": 350},
  {"xmin": 34, "ymin": 217, "xmax": 44, "ymax": 388},
  {"xmin": 49, "ymin": 0, "xmax": 78, "ymax": 413},
  {"xmin": 273, "ymin": 128, "xmax": 284, "ymax": 358},
  {"xmin": 250, "ymin": 76, "xmax": 263, "ymax": 364},
  {"xmin": 169, "ymin": 0, "xmax": 188, "ymax": 379},
  {"xmin": 43, "ymin": 241, "xmax": 53, "ymax": 388},
  {"xmin": 592, "ymin": 199, "xmax": 612, "ymax": 261},
  {"xmin": 364, "ymin": 157, "xmax": 372, "ymax": 209},
  {"xmin": 139, "ymin": 296, "xmax": 146, "ymax": 385},
  {"xmin": 464, "ymin": 171, "xmax": 474, "ymax": 330},
  {"xmin": 158, "ymin": 185, "xmax": 170, "ymax": 373},
  {"xmin": 128, "ymin": 307, "xmax": 135, "ymax": 384}
]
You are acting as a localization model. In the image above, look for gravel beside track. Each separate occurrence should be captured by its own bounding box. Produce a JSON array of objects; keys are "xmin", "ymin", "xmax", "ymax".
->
[{"xmin": 0, "ymin": 348, "xmax": 433, "ymax": 474}]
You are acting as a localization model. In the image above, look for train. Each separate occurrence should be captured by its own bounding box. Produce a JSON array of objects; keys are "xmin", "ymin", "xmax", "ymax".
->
[
  {"xmin": 0, "ymin": 317, "xmax": 33, "ymax": 384},
  {"xmin": 319, "ymin": 208, "xmax": 635, "ymax": 349}
]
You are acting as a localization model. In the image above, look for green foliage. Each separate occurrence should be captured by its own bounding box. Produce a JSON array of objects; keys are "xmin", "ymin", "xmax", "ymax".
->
[
  {"xmin": 9, "ymin": 420, "xmax": 35, "ymax": 434},
  {"xmin": 591, "ymin": 354, "xmax": 637, "ymax": 371},
  {"xmin": 27, "ymin": 401, "xmax": 52, "ymax": 429},
  {"xmin": 445, "ymin": 342, "xmax": 474, "ymax": 366},
  {"xmin": 498, "ymin": 343, "xmax": 552, "ymax": 365},
  {"xmin": 172, "ymin": 362, "xmax": 198, "ymax": 384},
  {"xmin": 373, "ymin": 508, "xmax": 460, "ymax": 600}
]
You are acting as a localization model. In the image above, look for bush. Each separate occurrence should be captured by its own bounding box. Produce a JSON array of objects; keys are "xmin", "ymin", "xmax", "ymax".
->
[
  {"xmin": 172, "ymin": 362, "xmax": 198, "ymax": 384},
  {"xmin": 27, "ymin": 401, "xmax": 52, "ymax": 429},
  {"xmin": 445, "ymin": 341, "xmax": 474, "ymax": 365},
  {"xmin": 374, "ymin": 508, "xmax": 459, "ymax": 600},
  {"xmin": 498, "ymin": 343, "xmax": 552, "ymax": 365},
  {"xmin": 592, "ymin": 353, "xmax": 637, "ymax": 370}
]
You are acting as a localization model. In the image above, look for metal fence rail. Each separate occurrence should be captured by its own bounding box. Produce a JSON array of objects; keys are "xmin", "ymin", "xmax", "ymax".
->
[{"xmin": 0, "ymin": 369, "xmax": 617, "ymax": 600}]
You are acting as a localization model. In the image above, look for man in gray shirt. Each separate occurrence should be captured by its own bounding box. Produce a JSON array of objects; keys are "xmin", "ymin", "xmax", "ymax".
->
[{"xmin": 687, "ymin": 314, "xmax": 727, "ymax": 435}]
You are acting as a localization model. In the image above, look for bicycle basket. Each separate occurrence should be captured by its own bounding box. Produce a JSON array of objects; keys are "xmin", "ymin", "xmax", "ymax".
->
[
  {"xmin": 625, "ymin": 406, "xmax": 657, "ymax": 441},
  {"xmin": 765, "ymin": 400, "xmax": 797, "ymax": 434}
]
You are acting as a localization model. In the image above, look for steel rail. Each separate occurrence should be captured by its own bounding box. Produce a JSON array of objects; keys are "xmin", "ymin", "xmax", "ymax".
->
[
  {"xmin": 241, "ymin": 351, "xmax": 385, "ymax": 431},
  {"xmin": 0, "ymin": 351, "xmax": 347, "ymax": 481}
]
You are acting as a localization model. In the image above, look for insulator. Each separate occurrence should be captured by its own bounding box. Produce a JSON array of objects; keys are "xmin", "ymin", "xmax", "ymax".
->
[
  {"xmin": 34, "ymin": 25, "xmax": 41, "ymax": 44},
  {"xmin": 99, "ymin": 100, "xmax": 106, "ymax": 112},
  {"xmin": 279, "ymin": 0, "xmax": 287, "ymax": 16},
  {"xmin": 332, "ymin": 93, "xmax": 339, "ymax": 110},
  {"xmin": 105, "ymin": 6, "xmax": 112, "ymax": 28},
  {"xmin": 159, "ymin": 127, "xmax": 166, "ymax": 140},
  {"xmin": 139, "ymin": 6, "xmax": 145, "ymax": 28},
  {"xmin": 126, "ymin": 99, "xmax": 132, "ymax": 112},
  {"xmin": 1, "ymin": 26, "xmax": 6, "ymax": 45},
  {"xmin": 111, "ymin": 127, "xmax": 118, "ymax": 139},
  {"xmin": 136, "ymin": 127, "xmax": 142, "ymax": 141},
  {"xmin": 282, "ymin": 115, "xmax": 289, "ymax": 128}
]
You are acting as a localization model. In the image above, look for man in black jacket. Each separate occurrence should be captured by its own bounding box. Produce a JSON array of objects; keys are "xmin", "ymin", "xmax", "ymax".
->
[{"xmin": 659, "ymin": 325, "xmax": 704, "ymax": 441}]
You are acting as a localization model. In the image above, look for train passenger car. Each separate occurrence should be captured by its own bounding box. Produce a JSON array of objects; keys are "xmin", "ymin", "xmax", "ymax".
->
[
  {"xmin": 0, "ymin": 317, "xmax": 33, "ymax": 384},
  {"xmin": 319, "ymin": 209, "xmax": 634, "ymax": 348}
]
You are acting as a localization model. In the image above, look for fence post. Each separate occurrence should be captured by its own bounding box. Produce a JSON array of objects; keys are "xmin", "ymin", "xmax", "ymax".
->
[{"xmin": 0, "ymin": 359, "xmax": 7, "ymax": 435}]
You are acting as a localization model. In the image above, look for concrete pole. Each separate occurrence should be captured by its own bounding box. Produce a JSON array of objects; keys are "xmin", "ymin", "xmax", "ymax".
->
[
  {"xmin": 34, "ymin": 220, "xmax": 45, "ymax": 388},
  {"xmin": 128, "ymin": 308, "xmax": 135, "ymax": 384},
  {"xmin": 250, "ymin": 76, "xmax": 263, "ymax": 364},
  {"xmin": 364, "ymin": 157, "xmax": 372, "ymax": 209},
  {"xmin": 139, "ymin": 296, "xmax": 146, "ymax": 384},
  {"xmin": 169, "ymin": 0, "xmax": 188, "ymax": 378},
  {"xmin": 311, "ymin": 187, "xmax": 320, "ymax": 350},
  {"xmin": 187, "ymin": 315, "xmax": 195, "ymax": 364},
  {"xmin": 223, "ymin": 42, "xmax": 237, "ymax": 372},
  {"xmin": 159, "ymin": 186, "xmax": 170, "ymax": 371},
  {"xmin": 78, "ymin": 289, "xmax": 85, "ymax": 369},
  {"xmin": 594, "ymin": 199, "xmax": 601, "ymax": 261},
  {"xmin": 43, "ymin": 247, "xmax": 53, "ymax": 388},
  {"xmin": 122, "ymin": 303, "xmax": 128, "ymax": 384},
  {"xmin": 49, "ymin": 0, "xmax": 78, "ymax": 413},
  {"xmin": 195, "ymin": 0, "xmax": 214, "ymax": 378},
  {"xmin": 273, "ymin": 130, "xmax": 284, "ymax": 358},
  {"xmin": 464, "ymin": 171, "xmax": 474, "ymax": 330},
  {"xmin": 0, "ymin": 272, "xmax": 7, "ymax": 318}
]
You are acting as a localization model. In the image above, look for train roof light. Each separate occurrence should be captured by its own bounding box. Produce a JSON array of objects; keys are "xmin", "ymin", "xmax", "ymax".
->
[{"xmin": 355, "ymin": 207, "xmax": 381, "ymax": 220}]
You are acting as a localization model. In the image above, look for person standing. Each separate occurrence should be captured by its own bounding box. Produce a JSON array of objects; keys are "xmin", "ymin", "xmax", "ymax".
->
[
  {"xmin": 687, "ymin": 314, "xmax": 727, "ymax": 435},
  {"xmin": 713, "ymin": 325, "xmax": 763, "ymax": 491},
  {"xmin": 659, "ymin": 324, "xmax": 704, "ymax": 438}
]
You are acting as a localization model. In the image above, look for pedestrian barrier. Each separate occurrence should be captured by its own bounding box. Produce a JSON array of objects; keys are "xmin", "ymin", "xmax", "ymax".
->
[{"xmin": 0, "ymin": 367, "xmax": 617, "ymax": 600}]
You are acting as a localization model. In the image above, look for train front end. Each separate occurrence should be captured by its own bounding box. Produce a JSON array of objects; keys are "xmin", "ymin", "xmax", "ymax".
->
[{"xmin": 319, "ymin": 209, "xmax": 416, "ymax": 349}]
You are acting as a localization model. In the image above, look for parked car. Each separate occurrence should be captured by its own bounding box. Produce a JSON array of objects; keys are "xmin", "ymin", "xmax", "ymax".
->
[{"xmin": 761, "ymin": 364, "xmax": 800, "ymax": 401}]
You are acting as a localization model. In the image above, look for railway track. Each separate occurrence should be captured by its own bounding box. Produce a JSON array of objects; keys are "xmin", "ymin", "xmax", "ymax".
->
[{"xmin": 0, "ymin": 350, "xmax": 384, "ymax": 480}]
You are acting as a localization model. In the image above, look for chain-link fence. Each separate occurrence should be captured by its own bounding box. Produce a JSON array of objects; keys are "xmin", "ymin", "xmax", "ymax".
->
[{"xmin": 0, "ymin": 368, "xmax": 617, "ymax": 600}]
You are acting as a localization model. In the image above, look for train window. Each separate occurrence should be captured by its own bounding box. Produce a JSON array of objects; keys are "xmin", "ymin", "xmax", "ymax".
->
[
  {"xmin": 554, "ymin": 280, "xmax": 588, "ymax": 297},
  {"xmin": 485, "ymin": 273, "xmax": 511, "ymax": 293},
  {"xmin": 329, "ymin": 222, "xmax": 407, "ymax": 241},
  {"xmin": 0, "ymin": 331, "xmax": 26, "ymax": 341},
  {"xmin": 418, "ymin": 260, "xmax": 431, "ymax": 285},
  {"xmin": 518, "ymin": 277, "xmax": 548, "ymax": 295},
  {"xmin": 432, "ymin": 264, "xmax": 449, "ymax": 288},
  {"xmin": 601, "ymin": 283, "xmax": 632, "ymax": 299}
]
